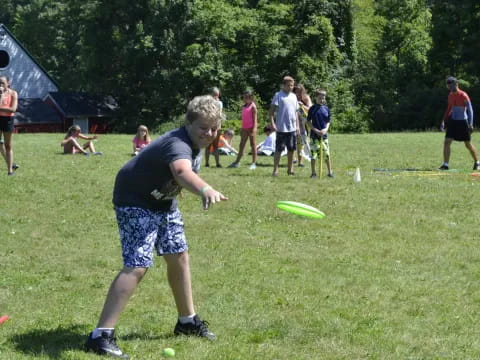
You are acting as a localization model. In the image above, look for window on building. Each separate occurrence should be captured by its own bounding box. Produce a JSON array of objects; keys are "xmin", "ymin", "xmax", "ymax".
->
[{"xmin": 0, "ymin": 50, "xmax": 10, "ymax": 69}]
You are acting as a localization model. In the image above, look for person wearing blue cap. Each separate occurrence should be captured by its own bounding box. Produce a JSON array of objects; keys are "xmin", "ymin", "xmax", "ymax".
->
[{"xmin": 439, "ymin": 76, "xmax": 480, "ymax": 170}]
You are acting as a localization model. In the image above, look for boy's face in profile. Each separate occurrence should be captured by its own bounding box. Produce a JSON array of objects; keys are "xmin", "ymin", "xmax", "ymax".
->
[
  {"xmin": 186, "ymin": 118, "xmax": 220, "ymax": 149},
  {"xmin": 282, "ymin": 80, "xmax": 294, "ymax": 94}
]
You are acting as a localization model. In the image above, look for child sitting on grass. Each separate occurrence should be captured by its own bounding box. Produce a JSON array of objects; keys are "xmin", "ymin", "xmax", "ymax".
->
[
  {"xmin": 61, "ymin": 125, "xmax": 103, "ymax": 155},
  {"xmin": 132, "ymin": 125, "xmax": 151, "ymax": 156},
  {"xmin": 205, "ymin": 129, "xmax": 237, "ymax": 167}
]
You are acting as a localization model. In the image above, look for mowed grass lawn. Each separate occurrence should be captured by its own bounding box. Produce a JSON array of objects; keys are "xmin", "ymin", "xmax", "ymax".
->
[{"xmin": 1, "ymin": 131, "xmax": 480, "ymax": 359}]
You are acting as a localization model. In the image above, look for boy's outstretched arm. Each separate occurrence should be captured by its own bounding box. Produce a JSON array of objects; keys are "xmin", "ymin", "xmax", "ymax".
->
[{"xmin": 170, "ymin": 159, "xmax": 228, "ymax": 209}]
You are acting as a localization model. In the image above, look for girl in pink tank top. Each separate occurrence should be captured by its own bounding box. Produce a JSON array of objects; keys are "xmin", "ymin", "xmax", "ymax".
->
[{"xmin": 228, "ymin": 90, "xmax": 258, "ymax": 169}]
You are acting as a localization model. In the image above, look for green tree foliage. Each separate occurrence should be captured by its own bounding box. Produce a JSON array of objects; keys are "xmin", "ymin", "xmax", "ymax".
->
[
  {"xmin": 368, "ymin": 0, "xmax": 433, "ymax": 130},
  {"xmin": 8, "ymin": 0, "xmax": 480, "ymax": 132}
]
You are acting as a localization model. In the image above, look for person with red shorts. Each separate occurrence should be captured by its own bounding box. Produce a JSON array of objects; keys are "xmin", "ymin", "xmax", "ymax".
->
[{"xmin": 439, "ymin": 76, "xmax": 480, "ymax": 170}]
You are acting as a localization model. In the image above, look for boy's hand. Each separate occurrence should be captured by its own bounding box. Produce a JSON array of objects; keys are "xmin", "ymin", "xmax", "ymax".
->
[{"xmin": 201, "ymin": 187, "xmax": 228, "ymax": 210}]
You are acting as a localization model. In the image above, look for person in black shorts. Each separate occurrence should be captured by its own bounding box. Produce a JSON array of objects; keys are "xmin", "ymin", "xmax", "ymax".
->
[
  {"xmin": 0, "ymin": 76, "xmax": 18, "ymax": 176},
  {"xmin": 439, "ymin": 76, "xmax": 480, "ymax": 170}
]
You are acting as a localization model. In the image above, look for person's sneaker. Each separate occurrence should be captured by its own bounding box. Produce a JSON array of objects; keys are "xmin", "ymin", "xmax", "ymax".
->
[
  {"xmin": 249, "ymin": 163, "xmax": 256, "ymax": 170},
  {"xmin": 439, "ymin": 164, "xmax": 449, "ymax": 170},
  {"xmin": 85, "ymin": 330, "xmax": 129, "ymax": 359},
  {"xmin": 7, "ymin": 171, "xmax": 14, "ymax": 176},
  {"xmin": 216, "ymin": 164, "xmax": 222, "ymax": 168},
  {"xmin": 228, "ymin": 162, "xmax": 239, "ymax": 168},
  {"xmin": 93, "ymin": 152, "xmax": 103, "ymax": 156},
  {"xmin": 174, "ymin": 315, "xmax": 216, "ymax": 341},
  {"xmin": 473, "ymin": 162, "xmax": 480, "ymax": 170},
  {"xmin": 298, "ymin": 163, "xmax": 305, "ymax": 168},
  {"xmin": 310, "ymin": 173, "xmax": 317, "ymax": 178},
  {"xmin": 12, "ymin": 163, "xmax": 19, "ymax": 170},
  {"xmin": 205, "ymin": 163, "xmax": 210, "ymax": 167},
  {"xmin": 327, "ymin": 173, "xmax": 334, "ymax": 178}
]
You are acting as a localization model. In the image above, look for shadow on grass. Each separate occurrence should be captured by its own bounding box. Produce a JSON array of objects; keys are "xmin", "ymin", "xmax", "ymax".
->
[
  {"xmin": 10, "ymin": 324, "xmax": 171, "ymax": 358},
  {"xmin": 10, "ymin": 324, "xmax": 87, "ymax": 358}
]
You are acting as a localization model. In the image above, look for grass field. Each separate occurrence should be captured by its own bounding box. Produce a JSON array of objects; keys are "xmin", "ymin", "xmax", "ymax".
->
[{"xmin": 1, "ymin": 132, "xmax": 480, "ymax": 359}]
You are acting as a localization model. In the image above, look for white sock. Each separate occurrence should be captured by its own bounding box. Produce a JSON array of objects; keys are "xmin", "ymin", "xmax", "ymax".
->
[
  {"xmin": 178, "ymin": 314, "xmax": 196, "ymax": 324},
  {"xmin": 92, "ymin": 327, "xmax": 114, "ymax": 339},
  {"xmin": 443, "ymin": 162, "xmax": 449, "ymax": 166}
]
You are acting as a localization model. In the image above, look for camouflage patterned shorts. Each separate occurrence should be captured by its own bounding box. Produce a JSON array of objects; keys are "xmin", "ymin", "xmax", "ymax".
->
[{"xmin": 115, "ymin": 206, "xmax": 188, "ymax": 268}]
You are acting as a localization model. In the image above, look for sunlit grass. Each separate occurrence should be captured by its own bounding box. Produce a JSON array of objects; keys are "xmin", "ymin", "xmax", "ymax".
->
[{"xmin": 1, "ymin": 132, "xmax": 480, "ymax": 359}]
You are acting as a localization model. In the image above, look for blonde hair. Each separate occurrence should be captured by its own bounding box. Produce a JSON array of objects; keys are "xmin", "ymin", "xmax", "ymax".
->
[
  {"xmin": 136, "ymin": 125, "xmax": 151, "ymax": 142},
  {"xmin": 65, "ymin": 125, "xmax": 81, "ymax": 138},
  {"xmin": 185, "ymin": 95, "xmax": 225, "ymax": 126},
  {"xmin": 211, "ymin": 87, "xmax": 221, "ymax": 97}
]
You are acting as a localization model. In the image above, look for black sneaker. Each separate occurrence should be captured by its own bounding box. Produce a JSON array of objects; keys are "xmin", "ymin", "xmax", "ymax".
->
[
  {"xmin": 174, "ymin": 315, "xmax": 216, "ymax": 340},
  {"xmin": 12, "ymin": 163, "xmax": 19, "ymax": 170},
  {"xmin": 473, "ymin": 162, "xmax": 480, "ymax": 171},
  {"xmin": 439, "ymin": 164, "xmax": 449, "ymax": 170},
  {"xmin": 327, "ymin": 173, "xmax": 334, "ymax": 178},
  {"xmin": 85, "ymin": 330, "xmax": 129, "ymax": 359},
  {"xmin": 310, "ymin": 173, "xmax": 317, "ymax": 178}
]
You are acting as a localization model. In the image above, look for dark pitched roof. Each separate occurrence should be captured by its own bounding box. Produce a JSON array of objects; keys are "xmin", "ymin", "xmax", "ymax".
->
[
  {"xmin": 15, "ymin": 98, "xmax": 62, "ymax": 124},
  {"xmin": 47, "ymin": 91, "xmax": 118, "ymax": 117}
]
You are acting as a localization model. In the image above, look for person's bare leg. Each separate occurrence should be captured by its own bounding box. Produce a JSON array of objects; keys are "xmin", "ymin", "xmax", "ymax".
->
[
  {"xmin": 97, "ymin": 267, "xmax": 147, "ymax": 328},
  {"xmin": 205, "ymin": 149, "xmax": 211, "ymax": 166},
  {"xmin": 443, "ymin": 138, "xmax": 452, "ymax": 163},
  {"xmin": 326, "ymin": 155, "xmax": 333, "ymax": 175},
  {"xmin": 465, "ymin": 141, "xmax": 479, "ymax": 162},
  {"xmin": 310, "ymin": 159, "xmax": 316, "ymax": 176},
  {"xmin": 65, "ymin": 138, "xmax": 87, "ymax": 154},
  {"xmin": 214, "ymin": 150, "xmax": 221, "ymax": 167},
  {"xmin": 287, "ymin": 150, "xmax": 294, "ymax": 174},
  {"xmin": 272, "ymin": 151, "xmax": 281, "ymax": 176},
  {"xmin": 164, "ymin": 252, "xmax": 194, "ymax": 316},
  {"xmin": 234, "ymin": 132, "xmax": 248, "ymax": 164},
  {"xmin": 84, "ymin": 141, "xmax": 96, "ymax": 153},
  {"xmin": 0, "ymin": 138, "xmax": 6, "ymax": 163},
  {"xmin": 3, "ymin": 132, "xmax": 13, "ymax": 173},
  {"xmin": 249, "ymin": 134, "xmax": 257, "ymax": 164}
]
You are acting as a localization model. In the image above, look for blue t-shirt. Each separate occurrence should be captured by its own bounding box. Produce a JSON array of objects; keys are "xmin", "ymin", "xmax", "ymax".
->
[
  {"xmin": 113, "ymin": 126, "xmax": 201, "ymax": 211},
  {"xmin": 307, "ymin": 104, "xmax": 331, "ymax": 140},
  {"xmin": 271, "ymin": 90, "xmax": 298, "ymax": 132}
]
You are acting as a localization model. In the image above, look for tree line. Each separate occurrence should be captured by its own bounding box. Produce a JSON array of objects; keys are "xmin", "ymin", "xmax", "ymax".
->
[{"xmin": 2, "ymin": 0, "xmax": 479, "ymax": 133}]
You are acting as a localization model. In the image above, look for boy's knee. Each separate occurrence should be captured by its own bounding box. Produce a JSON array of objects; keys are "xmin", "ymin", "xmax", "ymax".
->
[{"xmin": 123, "ymin": 267, "xmax": 148, "ymax": 280}]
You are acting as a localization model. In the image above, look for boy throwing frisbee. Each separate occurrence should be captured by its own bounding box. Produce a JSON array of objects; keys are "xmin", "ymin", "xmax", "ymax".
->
[{"xmin": 85, "ymin": 95, "xmax": 227, "ymax": 359}]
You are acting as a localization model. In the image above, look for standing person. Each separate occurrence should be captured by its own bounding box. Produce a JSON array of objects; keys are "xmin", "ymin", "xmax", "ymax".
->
[
  {"xmin": 61, "ymin": 125, "xmax": 102, "ymax": 155},
  {"xmin": 439, "ymin": 76, "xmax": 480, "ymax": 170},
  {"xmin": 229, "ymin": 90, "xmax": 258, "ymax": 169},
  {"xmin": 269, "ymin": 76, "xmax": 300, "ymax": 176},
  {"xmin": 0, "ymin": 76, "xmax": 18, "ymax": 176},
  {"xmin": 85, "ymin": 95, "xmax": 227, "ymax": 359},
  {"xmin": 294, "ymin": 84, "xmax": 312, "ymax": 167},
  {"xmin": 307, "ymin": 89, "xmax": 333, "ymax": 178},
  {"xmin": 132, "ymin": 125, "xmax": 151, "ymax": 155},
  {"xmin": 204, "ymin": 87, "xmax": 224, "ymax": 167}
]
